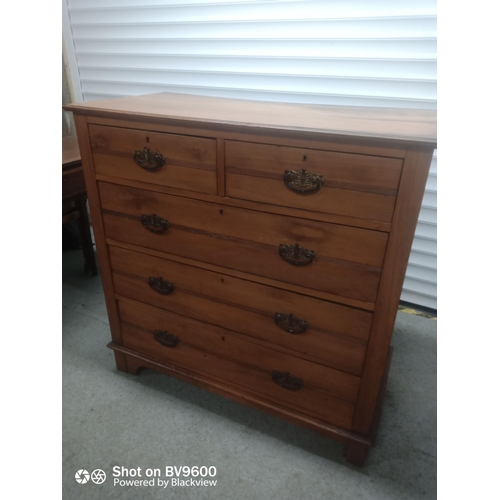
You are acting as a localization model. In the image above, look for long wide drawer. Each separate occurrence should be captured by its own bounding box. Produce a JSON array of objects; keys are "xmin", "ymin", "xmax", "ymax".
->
[
  {"xmin": 118, "ymin": 298, "xmax": 360, "ymax": 429},
  {"xmin": 89, "ymin": 124, "xmax": 217, "ymax": 194},
  {"xmin": 110, "ymin": 245, "xmax": 372, "ymax": 376},
  {"xmin": 226, "ymin": 140, "xmax": 403, "ymax": 222},
  {"xmin": 100, "ymin": 182, "xmax": 387, "ymax": 304}
]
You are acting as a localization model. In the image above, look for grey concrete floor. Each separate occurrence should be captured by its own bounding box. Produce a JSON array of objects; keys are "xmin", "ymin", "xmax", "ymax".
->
[{"xmin": 63, "ymin": 249, "xmax": 436, "ymax": 500}]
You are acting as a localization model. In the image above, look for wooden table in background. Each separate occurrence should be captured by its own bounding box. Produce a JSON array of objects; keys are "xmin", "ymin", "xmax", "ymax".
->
[{"xmin": 62, "ymin": 136, "xmax": 98, "ymax": 275}]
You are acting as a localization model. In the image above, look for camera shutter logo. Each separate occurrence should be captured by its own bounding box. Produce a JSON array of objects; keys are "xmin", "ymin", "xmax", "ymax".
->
[
  {"xmin": 75, "ymin": 469, "xmax": 90, "ymax": 484},
  {"xmin": 91, "ymin": 469, "xmax": 107, "ymax": 484}
]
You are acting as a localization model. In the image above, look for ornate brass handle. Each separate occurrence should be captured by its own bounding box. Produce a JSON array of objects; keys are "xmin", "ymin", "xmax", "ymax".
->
[
  {"xmin": 153, "ymin": 330, "xmax": 179, "ymax": 348},
  {"xmin": 134, "ymin": 147, "xmax": 165, "ymax": 170},
  {"xmin": 274, "ymin": 313, "xmax": 308, "ymax": 334},
  {"xmin": 272, "ymin": 371, "xmax": 303, "ymax": 391},
  {"xmin": 141, "ymin": 213, "xmax": 170, "ymax": 234},
  {"xmin": 284, "ymin": 167, "xmax": 324, "ymax": 194},
  {"xmin": 148, "ymin": 277, "xmax": 175, "ymax": 295},
  {"xmin": 278, "ymin": 243, "xmax": 316, "ymax": 266}
]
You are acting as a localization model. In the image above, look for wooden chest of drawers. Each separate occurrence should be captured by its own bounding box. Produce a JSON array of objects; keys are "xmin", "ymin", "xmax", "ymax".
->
[{"xmin": 65, "ymin": 93, "xmax": 436, "ymax": 466}]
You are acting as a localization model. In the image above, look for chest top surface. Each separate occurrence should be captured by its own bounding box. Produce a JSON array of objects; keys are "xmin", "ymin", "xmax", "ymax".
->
[{"xmin": 64, "ymin": 92, "xmax": 437, "ymax": 149}]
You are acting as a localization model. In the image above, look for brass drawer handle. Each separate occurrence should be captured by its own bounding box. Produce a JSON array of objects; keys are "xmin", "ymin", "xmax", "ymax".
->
[
  {"xmin": 141, "ymin": 213, "xmax": 170, "ymax": 234},
  {"xmin": 134, "ymin": 147, "xmax": 165, "ymax": 170},
  {"xmin": 279, "ymin": 243, "xmax": 316, "ymax": 266},
  {"xmin": 272, "ymin": 371, "xmax": 303, "ymax": 391},
  {"xmin": 148, "ymin": 277, "xmax": 175, "ymax": 295},
  {"xmin": 274, "ymin": 313, "xmax": 309, "ymax": 334},
  {"xmin": 153, "ymin": 330, "xmax": 179, "ymax": 348},
  {"xmin": 284, "ymin": 167, "xmax": 324, "ymax": 194}
]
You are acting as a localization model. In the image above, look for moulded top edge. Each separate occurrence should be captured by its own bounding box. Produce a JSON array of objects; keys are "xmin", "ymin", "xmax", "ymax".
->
[{"xmin": 63, "ymin": 92, "xmax": 437, "ymax": 148}]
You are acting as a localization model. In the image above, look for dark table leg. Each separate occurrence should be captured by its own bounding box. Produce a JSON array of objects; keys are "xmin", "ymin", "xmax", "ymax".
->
[{"xmin": 75, "ymin": 196, "xmax": 98, "ymax": 276}]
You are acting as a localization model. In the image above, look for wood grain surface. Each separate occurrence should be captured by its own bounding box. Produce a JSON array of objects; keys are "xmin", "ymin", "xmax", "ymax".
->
[
  {"xmin": 226, "ymin": 140, "xmax": 401, "ymax": 222},
  {"xmin": 107, "ymin": 239, "xmax": 377, "ymax": 311},
  {"xmin": 111, "ymin": 344, "xmax": 374, "ymax": 446},
  {"xmin": 351, "ymin": 147, "xmax": 434, "ymax": 435},
  {"xmin": 109, "ymin": 245, "xmax": 372, "ymax": 375},
  {"xmin": 89, "ymin": 124, "xmax": 217, "ymax": 194},
  {"xmin": 73, "ymin": 116, "xmax": 123, "ymax": 344},
  {"xmin": 96, "ymin": 173, "xmax": 393, "ymax": 232},
  {"xmin": 99, "ymin": 182, "xmax": 387, "ymax": 302},
  {"xmin": 64, "ymin": 92, "xmax": 437, "ymax": 148},
  {"xmin": 118, "ymin": 297, "xmax": 360, "ymax": 429}
]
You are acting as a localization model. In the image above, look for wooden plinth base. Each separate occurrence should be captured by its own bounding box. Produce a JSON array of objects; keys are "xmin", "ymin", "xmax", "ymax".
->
[{"xmin": 109, "ymin": 342, "xmax": 393, "ymax": 467}]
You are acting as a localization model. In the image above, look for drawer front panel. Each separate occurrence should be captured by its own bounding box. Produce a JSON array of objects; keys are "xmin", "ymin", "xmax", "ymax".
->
[
  {"xmin": 226, "ymin": 140, "xmax": 403, "ymax": 222},
  {"xmin": 89, "ymin": 124, "xmax": 217, "ymax": 194},
  {"xmin": 118, "ymin": 298, "xmax": 359, "ymax": 429},
  {"xmin": 110, "ymin": 246, "xmax": 372, "ymax": 376},
  {"xmin": 100, "ymin": 182, "xmax": 387, "ymax": 303}
]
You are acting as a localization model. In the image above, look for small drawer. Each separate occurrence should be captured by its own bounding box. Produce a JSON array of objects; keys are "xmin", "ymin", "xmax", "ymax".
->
[
  {"xmin": 100, "ymin": 182, "xmax": 388, "ymax": 304},
  {"xmin": 225, "ymin": 140, "xmax": 403, "ymax": 222},
  {"xmin": 89, "ymin": 124, "xmax": 217, "ymax": 194},
  {"xmin": 110, "ymin": 245, "xmax": 372, "ymax": 376},
  {"xmin": 118, "ymin": 298, "xmax": 359, "ymax": 429}
]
